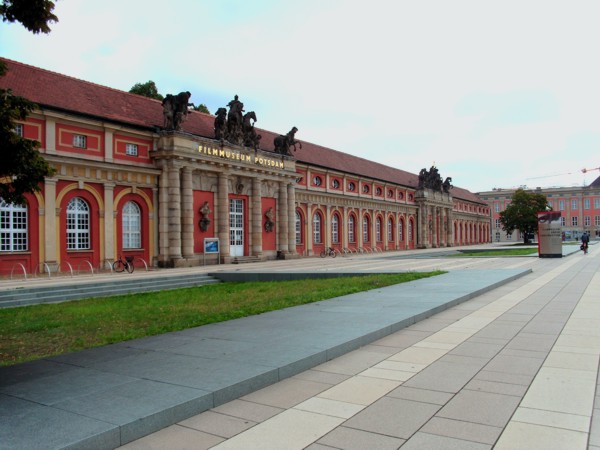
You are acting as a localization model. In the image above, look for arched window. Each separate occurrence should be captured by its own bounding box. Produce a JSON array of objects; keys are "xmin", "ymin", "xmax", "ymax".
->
[
  {"xmin": 313, "ymin": 212, "xmax": 322, "ymax": 244},
  {"xmin": 363, "ymin": 215, "xmax": 370, "ymax": 243},
  {"xmin": 0, "ymin": 198, "xmax": 28, "ymax": 252},
  {"xmin": 332, "ymin": 213, "xmax": 339, "ymax": 243},
  {"xmin": 399, "ymin": 219, "xmax": 404, "ymax": 241},
  {"xmin": 67, "ymin": 197, "xmax": 90, "ymax": 250},
  {"xmin": 387, "ymin": 217, "xmax": 394, "ymax": 242},
  {"xmin": 376, "ymin": 217, "xmax": 382, "ymax": 242},
  {"xmin": 122, "ymin": 201, "xmax": 141, "ymax": 249},
  {"xmin": 295, "ymin": 211, "xmax": 302, "ymax": 244},
  {"xmin": 348, "ymin": 215, "xmax": 356, "ymax": 243},
  {"xmin": 408, "ymin": 219, "xmax": 414, "ymax": 242}
]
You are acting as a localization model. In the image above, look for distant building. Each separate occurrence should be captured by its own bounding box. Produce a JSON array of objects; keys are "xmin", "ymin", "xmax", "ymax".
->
[
  {"xmin": 0, "ymin": 58, "xmax": 490, "ymax": 275},
  {"xmin": 477, "ymin": 179, "xmax": 600, "ymax": 243}
]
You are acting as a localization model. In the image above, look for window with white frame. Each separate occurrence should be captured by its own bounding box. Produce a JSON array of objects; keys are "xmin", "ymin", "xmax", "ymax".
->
[
  {"xmin": 331, "ymin": 214, "xmax": 339, "ymax": 243},
  {"xmin": 122, "ymin": 201, "xmax": 141, "ymax": 248},
  {"xmin": 572, "ymin": 216, "xmax": 578, "ymax": 226},
  {"xmin": 495, "ymin": 219, "xmax": 501, "ymax": 228},
  {"xmin": 559, "ymin": 200, "xmax": 565, "ymax": 211},
  {"xmin": 376, "ymin": 217, "xmax": 382, "ymax": 242},
  {"xmin": 495, "ymin": 203, "xmax": 500, "ymax": 213},
  {"xmin": 348, "ymin": 215, "xmax": 356, "ymax": 243},
  {"xmin": 560, "ymin": 216, "xmax": 566, "ymax": 227},
  {"xmin": 363, "ymin": 216, "xmax": 370, "ymax": 242},
  {"xmin": 0, "ymin": 199, "xmax": 28, "ymax": 252},
  {"xmin": 408, "ymin": 220, "xmax": 413, "ymax": 242},
  {"xmin": 584, "ymin": 216, "xmax": 591, "ymax": 227},
  {"xmin": 399, "ymin": 220, "xmax": 404, "ymax": 241},
  {"xmin": 595, "ymin": 215, "xmax": 600, "ymax": 227},
  {"xmin": 295, "ymin": 211, "xmax": 302, "ymax": 244},
  {"xmin": 595, "ymin": 198, "xmax": 600, "ymax": 209},
  {"xmin": 14, "ymin": 123, "xmax": 24, "ymax": 137},
  {"xmin": 572, "ymin": 199, "xmax": 578, "ymax": 210},
  {"xmin": 313, "ymin": 212, "xmax": 322, "ymax": 244},
  {"xmin": 125, "ymin": 143, "xmax": 138, "ymax": 156},
  {"xmin": 584, "ymin": 198, "xmax": 590, "ymax": 210},
  {"xmin": 66, "ymin": 197, "xmax": 90, "ymax": 250},
  {"xmin": 73, "ymin": 134, "xmax": 87, "ymax": 149},
  {"xmin": 387, "ymin": 218, "xmax": 393, "ymax": 242}
]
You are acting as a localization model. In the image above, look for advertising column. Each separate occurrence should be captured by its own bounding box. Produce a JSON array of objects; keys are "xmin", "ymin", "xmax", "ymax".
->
[{"xmin": 538, "ymin": 211, "xmax": 562, "ymax": 258}]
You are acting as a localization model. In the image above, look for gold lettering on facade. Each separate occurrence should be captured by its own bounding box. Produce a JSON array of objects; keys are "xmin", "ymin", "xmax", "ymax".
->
[{"xmin": 197, "ymin": 144, "xmax": 284, "ymax": 170}]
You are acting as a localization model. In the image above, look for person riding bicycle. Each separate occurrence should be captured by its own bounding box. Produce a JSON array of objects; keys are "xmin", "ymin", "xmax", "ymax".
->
[{"xmin": 581, "ymin": 232, "xmax": 589, "ymax": 254}]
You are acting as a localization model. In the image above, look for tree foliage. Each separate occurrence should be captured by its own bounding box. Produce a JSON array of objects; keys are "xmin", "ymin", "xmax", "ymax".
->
[
  {"xmin": 1, "ymin": 0, "xmax": 57, "ymax": 204},
  {"xmin": 193, "ymin": 103, "xmax": 210, "ymax": 114},
  {"xmin": 129, "ymin": 80, "xmax": 164, "ymax": 101},
  {"xmin": 0, "ymin": 0, "xmax": 58, "ymax": 34},
  {"xmin": 499, "ymin": 189, "xmax": 549, "ymax": 244},
  {"xmin": 0, "ymin": 89, "xmax": 54, "ymax": 204}
]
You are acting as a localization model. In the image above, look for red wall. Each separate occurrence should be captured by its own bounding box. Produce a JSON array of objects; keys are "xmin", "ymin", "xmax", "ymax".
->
[
  {"xmin": 194, "ymin": 191, "xmax": 215, "ymax": 253},
  {"xmin": 262, "ymin": 198, "xmax": 276, "ymax": 251}
]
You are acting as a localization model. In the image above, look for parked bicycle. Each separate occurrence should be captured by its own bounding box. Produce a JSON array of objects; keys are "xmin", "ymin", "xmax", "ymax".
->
[
  {"xmin": 113, "ymin": 255, "xmax": 134, "ymax": 273},
  {"xmin": 320, "ymin": 247, "xmax": 337, "ymax": 258}
]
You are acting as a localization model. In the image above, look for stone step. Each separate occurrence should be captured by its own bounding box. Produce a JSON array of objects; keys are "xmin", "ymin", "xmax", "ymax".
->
[
  {"xmin": 231, "ymin": 256, "xmax": 262, "ymax": 264},
  {"xmin": 0, "ymin": 274, "xmax": 221, "ymax": 308}
]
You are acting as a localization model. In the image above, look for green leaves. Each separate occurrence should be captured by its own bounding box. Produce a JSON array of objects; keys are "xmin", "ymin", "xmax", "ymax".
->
[
  {"xmin": 0, "ymin": 88, "xmax": 54, "ymax": 204},
  {"xmin": 499, "ymin": 189, "xmax": 549, "ymax": 243}
]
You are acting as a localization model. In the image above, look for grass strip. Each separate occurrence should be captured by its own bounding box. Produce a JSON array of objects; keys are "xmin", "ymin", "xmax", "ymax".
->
[
  {"xmin": 450, "ymin": 248, "xmax": 539, "ymax": 257},
  {"xmin": 0, "ymin": 272, "xmax": 444, "ymax": 366}
]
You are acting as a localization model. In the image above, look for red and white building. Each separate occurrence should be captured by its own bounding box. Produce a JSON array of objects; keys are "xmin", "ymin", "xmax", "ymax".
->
[{"xmin": 0, "ymin": 58, "xmax": 490, "ymax": 275}]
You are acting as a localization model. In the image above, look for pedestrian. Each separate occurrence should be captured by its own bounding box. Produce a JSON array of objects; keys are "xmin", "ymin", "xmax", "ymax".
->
[{"xmin": 581, "ymin": 232, "xmax": 589, "ymax": 254}]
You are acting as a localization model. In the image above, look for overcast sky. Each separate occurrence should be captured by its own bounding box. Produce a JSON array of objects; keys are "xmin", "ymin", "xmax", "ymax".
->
[{"xmin": 2, "ymin": 0, "xmax": 599, "ymax": 192}]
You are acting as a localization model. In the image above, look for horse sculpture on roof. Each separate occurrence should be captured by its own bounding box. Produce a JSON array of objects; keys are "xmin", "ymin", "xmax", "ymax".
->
[{"xmin": 273, "ymin": 127, "xmax": 302, "ymax": 155}]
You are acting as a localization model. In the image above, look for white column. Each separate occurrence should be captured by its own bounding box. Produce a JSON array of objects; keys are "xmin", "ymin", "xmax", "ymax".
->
[{"xmin": 181, "ymin": 167, "xmax": 194, "ymax": 259}]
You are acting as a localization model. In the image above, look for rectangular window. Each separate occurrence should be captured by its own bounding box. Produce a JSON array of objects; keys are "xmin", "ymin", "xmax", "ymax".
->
[
  {"xmin": 595, "ymin": 199, "xmax": 600, "ymax": 209},
  {"xmin": 495, "ymin": 219, "xmax": 501, "ymax": 228},
  {"xmin": 15, "ymin": 124, "xmax": 24, "ymax": 137},
  {"xmin": 572, "ymin": 216, "xmax": 578, "ymax": 226},
  {"xmin": 0, "ymin": 201, "xmax": 28, "ymax": 252},
  {"xmin": 560, "ymin": 217, "xmax": 566, "ymax": 227},
  {"xmin": 363, "ymin": 220, "xmax": 369, "ymax": 243},
  {"xmin": 572, "ymin": 199, "xmax": 578, "ymax": 210},
  {"xmin": 584, "ymin": 216, "xmax": 591, "ymax": 226},
  {"xmin": 595, "ymin": 215, "xmax": 600, "ymax": 226},
  {"xmin": 332, "ymin": 218, "xmax": 339, "ymax": 244},
  {"xmin": 584, "ymin": 199, "xmax": 590, "ymax": 210},
  {"xmin": 559, "ymin": 200, "xmax": 565, "ymax": 211},
  {"xmin": 125, "ymin": 143, "xmax": 138, "ymax": 156},
  {"xmin": 73, "ymin": 134, "xmax": 87, "ymax": 149},
  {"xmin": 494, "ymin": 203, "xmax": 500, "ymax": 213}
]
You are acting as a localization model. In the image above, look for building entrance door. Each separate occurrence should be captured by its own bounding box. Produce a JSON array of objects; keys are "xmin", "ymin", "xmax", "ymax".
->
[{"xmin": 229, "ymin": 199, "xmax": 244, "ymax": 257}]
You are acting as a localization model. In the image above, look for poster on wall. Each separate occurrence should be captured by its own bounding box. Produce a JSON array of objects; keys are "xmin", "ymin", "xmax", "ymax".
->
[
  {"xmin": 537, "ymin": 211, "xmax": 562, "ymax": 258},
  {"xmin": 203, "ymin": 238, "xmax": 220, "ymax": 265}
]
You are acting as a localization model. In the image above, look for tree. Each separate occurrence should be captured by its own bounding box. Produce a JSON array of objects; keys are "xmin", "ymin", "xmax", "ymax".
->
[
  {"xmin": 0, "ymin": 0, "xmax": 58, "ymax": 34},
  {"xmin": 193, "ymin": 103, "xmax": 210, "ymax": 114},
  {"xmin": 1, "ymin": 0, "xmax": 57, "ymax": 204},
  {"xmin": 129, "ymin": 81, "xmax": 164, "ymax": 101},
  {"xmin": 499, "ymin": 189, "xmax": 549, "ymax": 244}
]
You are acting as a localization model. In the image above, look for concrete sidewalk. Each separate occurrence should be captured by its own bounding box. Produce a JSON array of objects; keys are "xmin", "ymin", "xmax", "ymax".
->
[
  {"xmin": 121, "ymin": 248, "xmax": 600, "ymax": 450},
  {"xmin": 0, "ymin": 265, "xmax": 529, "ymax": 449}
]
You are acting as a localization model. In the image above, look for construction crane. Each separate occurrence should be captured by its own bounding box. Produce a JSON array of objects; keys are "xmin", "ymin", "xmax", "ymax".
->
[{"xmin": 581, "ymin": 166, "xmax": 600, "ymax": 174}]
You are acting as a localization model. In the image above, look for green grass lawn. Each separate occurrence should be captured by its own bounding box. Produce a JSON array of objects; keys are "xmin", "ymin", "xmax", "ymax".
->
[
  {"xmin": 451, "ymin": 248, "xmax": 539, "ymax": 257},
  {"xmin": 0, "ymin": 272, "xmax": 444, "ymax": 366}
]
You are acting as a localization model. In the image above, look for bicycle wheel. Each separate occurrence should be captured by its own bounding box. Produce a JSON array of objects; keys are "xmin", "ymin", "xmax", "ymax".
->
[
  {"xmin": 113, "ymin": 260, "xmax": 125, "ymax": 273},
  {"xmin": 320, "ymin": 250, "xmax": 326, "ymax": 258},
  {"xmin": 331, "ymin": 250, "xmax": 337, "ymax": 258},
  {"xmin": 125, "ymin": 262, "xmax": 134, "ymax": 273}
]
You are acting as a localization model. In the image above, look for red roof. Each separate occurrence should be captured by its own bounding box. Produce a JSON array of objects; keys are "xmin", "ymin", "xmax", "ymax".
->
[{"xmin": 0, "ymin": 57, "xmax": 483, "ymax": 204}]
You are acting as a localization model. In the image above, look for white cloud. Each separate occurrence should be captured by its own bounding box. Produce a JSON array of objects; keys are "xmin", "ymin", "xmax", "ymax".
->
[{"xmin": 2, "ymin": 0, "xmax": 599, "ymax": 192}]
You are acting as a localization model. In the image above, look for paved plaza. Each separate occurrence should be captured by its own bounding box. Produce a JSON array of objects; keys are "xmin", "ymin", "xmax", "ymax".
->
[{"xmin": 1, "ymin": 244, "xmax": 599, "ymax": 449}]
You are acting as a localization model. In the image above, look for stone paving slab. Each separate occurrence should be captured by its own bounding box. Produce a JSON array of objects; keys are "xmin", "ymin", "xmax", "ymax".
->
[{"xmin": 0, "ymin": 268, "xmax": 529, "ymax": 449}]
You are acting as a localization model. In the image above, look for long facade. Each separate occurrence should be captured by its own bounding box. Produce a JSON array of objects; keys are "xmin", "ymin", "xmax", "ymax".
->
[
  {"xmin": 478, "ymin": 182, "xmax": 600, "ymax": 243},
  {"xmin": 0, "ymin": 59, "xmax": 490, "ymax": 275}
]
